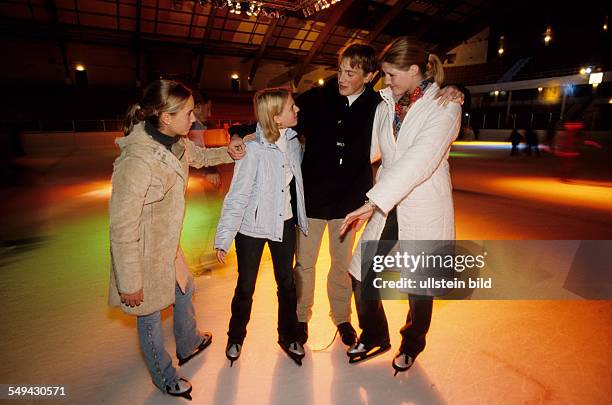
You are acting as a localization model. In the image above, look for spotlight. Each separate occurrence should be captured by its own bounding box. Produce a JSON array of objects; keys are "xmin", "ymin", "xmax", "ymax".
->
[
  {"xmin": 231, "ymin": 74, "xmax": 240, "ymax": 93},
  {"xmin": 543, "ymin": 26, "xmax": 552, "ymax": 45}
]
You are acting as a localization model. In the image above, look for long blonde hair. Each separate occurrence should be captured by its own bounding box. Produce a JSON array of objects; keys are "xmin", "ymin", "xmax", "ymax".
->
[
  {"xmin": 253, "ymin": 87, "xmax": 291, "ymax": 143},
  {"xmin": 381, "ymin": 36, "xmax": 444, "ymax": 85},
  {"xmin": 123, "ymin": 80, "xmax": 192, "ymax": 136}
]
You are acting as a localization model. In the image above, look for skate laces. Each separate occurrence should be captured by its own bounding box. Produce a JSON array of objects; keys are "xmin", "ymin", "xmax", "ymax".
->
[{"xmin": 311, "ymin": 329, "xmax": 339, "ymax": 352}]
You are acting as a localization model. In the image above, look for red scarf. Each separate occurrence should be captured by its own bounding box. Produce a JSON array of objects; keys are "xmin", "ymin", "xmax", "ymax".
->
[{"xmin": 393, "ymin": 79, "xmax": 432, "ymax": 138}]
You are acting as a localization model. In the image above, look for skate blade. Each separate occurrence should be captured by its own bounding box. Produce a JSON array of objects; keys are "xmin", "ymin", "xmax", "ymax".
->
[{"xmin": 348, "ymin": 343, "xmax": 391, "ymax": 364}]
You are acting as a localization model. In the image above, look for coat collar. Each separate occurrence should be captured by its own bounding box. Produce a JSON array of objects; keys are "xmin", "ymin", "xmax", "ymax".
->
[
  {"xmin": 379, "ymin": 82, "xmax": 439, "ymax": 109},
  {"xmin": 116, "ymin": 122, "xmax": 186, "ymax": 181},
  {"xmin": 144, "ymin": 120, "xmax": 181, "ymax": 150},
  {"xmin": 254, "ymin": 123, "xmax": 298, "ymax": 147}
]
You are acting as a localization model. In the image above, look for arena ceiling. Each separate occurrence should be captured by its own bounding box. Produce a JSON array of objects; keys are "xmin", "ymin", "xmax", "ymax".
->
[{"xmin": 0, "ymin": 0, "xmax": 511, "ymax": 85}]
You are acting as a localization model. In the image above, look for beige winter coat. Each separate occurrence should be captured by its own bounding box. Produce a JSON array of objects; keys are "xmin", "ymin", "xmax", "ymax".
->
[{"xmin": 108, "ymin": 122, "xmax": 233, "ymax": 316}]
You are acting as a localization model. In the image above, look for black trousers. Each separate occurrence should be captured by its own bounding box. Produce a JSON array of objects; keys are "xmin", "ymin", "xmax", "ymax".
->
[
  {"xmin": 227, "ymin": 219, "xmax": 298, "ymax": 345},
  {"xmin": 352, "ymin": 209, "xmax": 434, "ymax": 359}
]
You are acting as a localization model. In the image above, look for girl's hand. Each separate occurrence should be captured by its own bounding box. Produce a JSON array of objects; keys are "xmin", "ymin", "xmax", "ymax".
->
[
  {"xmin": 120, "ymin": 288, "xmax": 144, "ymax": 307},
  {"xmin": 216, "ymin": 249, "xmax": 227, "ymax": 264},
  {"xmin": 339, "ymin": 202, "xmax": 376, "ymax": 237},
  {"xmin": 228, "ymin": 136, "xmax": 246, "ymax": 160},
  {"xmin": 435, "ymin": 86, "xmax": 464, "ymax": 107},
  {"xmin": 204, "ymin": 172, "xmax": 221, "ymax": 188}
]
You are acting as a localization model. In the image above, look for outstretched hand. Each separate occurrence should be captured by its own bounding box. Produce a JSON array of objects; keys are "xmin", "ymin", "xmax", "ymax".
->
[{"xmin": 339, "ymin": 203, "xmax": 375, "ymax": 237}]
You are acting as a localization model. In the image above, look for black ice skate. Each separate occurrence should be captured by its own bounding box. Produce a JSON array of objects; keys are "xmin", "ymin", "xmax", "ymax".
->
[
  {"xmin": 166, "ymin": 377, "xmax": 193, "ymax": 401},
  {"xmin": 177, "ymin": 332, "xmax": 213, "ymax": 366},
  {"xmin": 279, "ymin": 341, "xmax": 305, "ymax": 366},
  {"xmin": 392, "ymin": 351, "xmax": 414, "ymax": 376},
  {"xmin": 346, "ymin": 339, "xmax": 391, "ymax": 364},
  {"xmin": 225, "ymin": 342, "xmax": 242, "ymax": 367}
]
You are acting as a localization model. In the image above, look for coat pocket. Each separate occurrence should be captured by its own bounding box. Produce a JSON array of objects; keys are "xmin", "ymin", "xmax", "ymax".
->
[{"xmin": 254, "ymin": 197, "xmax": 265, "ymax": 229}]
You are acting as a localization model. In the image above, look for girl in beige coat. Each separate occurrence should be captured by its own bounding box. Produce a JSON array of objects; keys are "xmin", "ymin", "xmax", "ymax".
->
[{"xmin": 109, "ymin": 80, "xmax": 238, "ymax": 399}]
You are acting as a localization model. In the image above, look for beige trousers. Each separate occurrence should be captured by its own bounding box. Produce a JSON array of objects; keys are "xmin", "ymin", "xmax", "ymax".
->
[{"xmin": 295, "ymin": 217, "xmax": 357, "ymax": 325}]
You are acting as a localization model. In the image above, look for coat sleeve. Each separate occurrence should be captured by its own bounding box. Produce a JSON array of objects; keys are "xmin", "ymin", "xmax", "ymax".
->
[
  {"xmin": 370, "ymin": 103, "xmax": 384, "ymax": 164},
  {"xmin": 184, "ymin": 137, "xmax": 233, "ymax": 168},
  {"xmin": 214, "ymin": 143, "xmax": 259, "ymax": 252},
  {"xmin": 109, "ymin": 156, "xmax": 151, "ymax": 294},
  {"xmin": 367, "ymin": 104, "xmax": 461, "ymax": 214}
]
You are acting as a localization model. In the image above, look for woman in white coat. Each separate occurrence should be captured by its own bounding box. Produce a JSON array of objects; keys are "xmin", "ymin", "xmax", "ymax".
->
[{"xmin": 340, "ymin": 37, "xmax": 462, "ymax": 374}]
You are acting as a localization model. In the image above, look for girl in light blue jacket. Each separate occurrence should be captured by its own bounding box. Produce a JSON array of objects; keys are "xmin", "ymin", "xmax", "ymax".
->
[{"xmin": 215, "ymin": 87, "xmax": 308, "ymax": 366}]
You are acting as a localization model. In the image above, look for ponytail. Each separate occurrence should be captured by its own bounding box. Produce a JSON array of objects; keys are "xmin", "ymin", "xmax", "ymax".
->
[
  {"xmin": 426, "ymin": 53, "xmax": 444, "ymax": 85},
  {"xmin": 122, "ymin": 80, "xmax": 192, "ymax": 136},
  {"xmin": 123, "ymin": 103, "xmax": 146, "ymax": 136}
]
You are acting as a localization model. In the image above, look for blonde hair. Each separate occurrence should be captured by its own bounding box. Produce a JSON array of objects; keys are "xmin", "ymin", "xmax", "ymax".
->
[
  {"xmin": 253, "ymin": 87, "xmax": 291, "ymax": 143},
  {"xmin": 123, "ymin": 80, "xmax": 192, "ymax": 136},
  {"xmin": 381, "ymin": 36, "xmax": 444, "ymax": 85}
]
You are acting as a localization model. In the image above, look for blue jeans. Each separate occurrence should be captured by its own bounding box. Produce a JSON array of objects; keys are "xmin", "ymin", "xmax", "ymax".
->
[{"xmin": 137, "ymin": 279, "xmax": 202, "ymax": 391}]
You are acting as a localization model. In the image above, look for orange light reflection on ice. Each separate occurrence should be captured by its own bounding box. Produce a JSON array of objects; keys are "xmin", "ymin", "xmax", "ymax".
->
[
  {"xmin": 488, "ymin": 177, "xmax": 612, "ymax": 212},
  {"xmin": 79, "ymin": 181, "xmax": 113, "ymax": 199},
  {"xmin": 453, "ymin": 141, "xmax": 510, "ymax": 147}
]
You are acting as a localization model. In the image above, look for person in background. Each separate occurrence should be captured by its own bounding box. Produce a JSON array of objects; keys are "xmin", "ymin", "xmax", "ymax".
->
[
  {"xmin": 190, "ymin": 91, "xmax": 222, "ymax": 187},
  {"xmin": 508, "ymin": 128, "xmax": 523, "ymax": 156},
  {"xmin": 524, "ymin": 126, "xmax": 540, "ymax": 157}
]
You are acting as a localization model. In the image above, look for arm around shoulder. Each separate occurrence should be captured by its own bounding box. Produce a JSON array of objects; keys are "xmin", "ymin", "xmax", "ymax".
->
[{"xmin": 184, "ymin": 137, "xmax": 233, "ymax": 168}]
